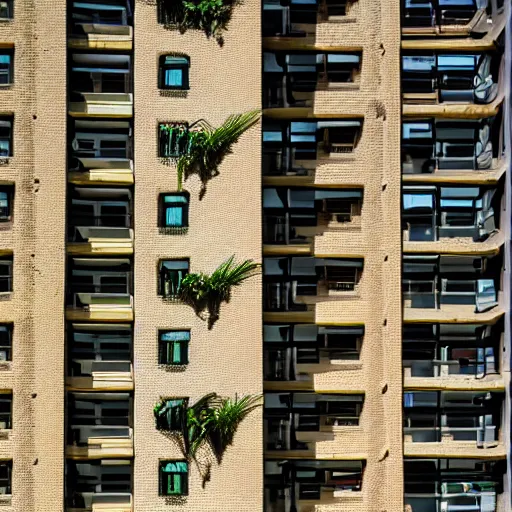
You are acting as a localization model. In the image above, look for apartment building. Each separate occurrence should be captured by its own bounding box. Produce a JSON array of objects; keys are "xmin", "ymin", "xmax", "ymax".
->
[{"xmin": 0, "ymin": 0, "xmax": 508, "ymax": 511}]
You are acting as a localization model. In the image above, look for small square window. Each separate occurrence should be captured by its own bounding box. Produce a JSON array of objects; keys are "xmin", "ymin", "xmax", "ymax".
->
[
  {"xmin": 159, "ymin": 55, "xmax": 190, "ymax": 90},
  {"xmin": 0, "ymin": 257, "xmax": 12, "ymax": 293},
  {"xmin": 0, "ymin": 187, "xmax": 12, "ymax": 222},
  {"xmin": 159, "ymin": 330, "xmax": 189, "ymax": 365},
  {"xmin": 159, "ymin": 260, "xmax": 189, "ymax": 298},
  {"xmin": 0, "ymin": 52, "xmax": 12, "ymax": 85},
  {"xmin": 155, "ymin": 398, "xmax": 186, "ymax": 431},
  {"xmin": 160, "ymin": 192, "xmax": 189, "ymax": 229},
  {"xmin": 0, "ymin": 117, "xmax": 12, "ymax": 157},
  {"xmin": 0, "ymin": 1, "xmax": 12, "ymax": 19},
  {"xmin": 0, "ymin": 325, "xmax": 11, "ymax": 362},
  {"xmin": 159, "ymin": 460, "xmax": 188, "ymax": 496}
]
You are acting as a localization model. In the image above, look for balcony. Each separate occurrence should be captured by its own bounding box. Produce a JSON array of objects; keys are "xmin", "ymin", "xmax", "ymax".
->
[
  {"xmin": 401, "ymin": 0, "xmax": 506, "ymax": 38},
  {"xmin": 403, "ymin": 391, "xmax": 505, "ymax": 457},
  {"xmin": 263, "ymin": 51, "xmax": 361, "ymax": 114},
  {"xmin": 402, "ymin": 52, "xmax": 502, "ymax": 107},
  {"xmin": 264, "ymin": 323, "xmax": 363, "ymax": 389},
  {"xmin": 69, "ymin": 53, "xmax": 133, "ymax": 117},
  {"xmin": 68, "ymin": 187, "xmax": 133, "ymax": 255},
  {"xmin": 403, "ymin": 322, "xmax": 504, "ymax": 390},
  {"xmin": 67, "ymin": 392, "xmax": 133, "ymax": 459},
  {"xmin": 265, "ymin": 391, "xmax": 363, "ymax": 455},
  {"xmin": 262, "ymin": 0, "xmax": 360, "ymax": 49},
  {"xmin": 264, "ymin": 256, "xmax": 363, "ymax": 318},
  {"xmin": 263, "ymin": 186, "xmax": 362, "ymax": 253},
  {"xmin": 404, "ymin": 458, "xmax": 506, "ymax": 512},
  {"xmin": 403, "ymin": 253, "xmax": 501, "ymax": 322},
  {"xmin": 66, "ymin": 459, "xmax": 132, "ymax": 512},
  {"xmin": 263, "ymin": 119, "xmax": 363, "ymax": 182},
  {"xmin": 265, "ymin": 459, "xmax": 364, "ymax": 512},
  {"xmin": 69, "ymin": 119, "xmax": 133, "ymax": 185},
  {"xmin": 67, "ymin": 323, "xmax": 132, "ymax": 391},
  {"xmin": 69, "ymin": 0, "xmax": 133, "ymax": 50},
  {"xmin": 66, "ymin": 257, "xmax": 133, "ymax": 321},
  {"xmin": 402, "ymin": 184, "xmax": 503, "ymax": 252}
]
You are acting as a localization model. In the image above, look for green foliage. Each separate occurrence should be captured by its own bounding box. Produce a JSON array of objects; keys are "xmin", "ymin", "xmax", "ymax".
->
[
  {"xmin": 176, "ymin": 110, "xmax": 260, "ymax": 197},
  {"xmin": 158, "ymin": 0, "xmax": 240, "ymax": 43},
  {"xmin": 179, "ymin": 255, "xmax": 260, "ymax": 328},
  {"xmin": 155, "ymin": 392, "xmax": 261, "ymax": 462}
]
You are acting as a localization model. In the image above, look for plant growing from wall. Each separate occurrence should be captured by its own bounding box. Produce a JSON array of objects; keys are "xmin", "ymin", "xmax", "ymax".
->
[
  {"xmin": 178, "ymin": 255, "xmax": 259, "ymax": 328},
  {"xmin": 154, "ymin": 393, "xmax": 261, "ymax": 463},
  {"xmin": 176, "ymin": 110, "xmax": 259, "ymax": 198},
  {"xmin": 157, "ymin": 0, "xmax": 241, "ymax": 44}
]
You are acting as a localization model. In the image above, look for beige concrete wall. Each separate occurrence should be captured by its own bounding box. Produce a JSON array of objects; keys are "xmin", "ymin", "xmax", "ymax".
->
[
  {"xmin": 0, "ymin": 1, "xmax": 67, "ymax": 511},
  {"xmin": 133, "ymin": 0, "xmax": 262, "ymax": 510}
]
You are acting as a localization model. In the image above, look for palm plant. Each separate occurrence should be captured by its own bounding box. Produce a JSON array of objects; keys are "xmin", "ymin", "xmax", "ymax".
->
[
  {"xmin": 158, "ymin": 0, "xmax": 240, "ymax": 43},
  {"xmin": 163, "ymin": 393, "xmax": 260, "ymax": 461},
  {"xmin": 176, "ymin": 110, "xmax": 260, "ymax": 197},
  {"xmin": 179, "ymin": 255, "xmax": 260, "ymax": 328}
]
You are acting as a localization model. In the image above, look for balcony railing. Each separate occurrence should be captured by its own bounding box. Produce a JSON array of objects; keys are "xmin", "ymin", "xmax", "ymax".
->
[
  {"xmin": 265, "ymin": 392, "xmax": 363, "ymax": 451},
  {"xmin": 404, "ymin": 458, "xmax": 505, "ymax": 512},
  {"xmin": 263, "ymin": 119, "xmax": 362, "ymax": 176},
  {"xmin": 402, "ymin": 185, "xmax": 498, "ymax": 242},
  {"xmin": 264, "ymin": 257, "xmax": 363, "ymax": 312},
  {"xmin": 402, "ymin": 117, "xmax": 501, "ymax": 174},
  {"xmin": 66, "ymin": 460, "xmax": 132, "ymax": 509},
  {"xmin": 403, "ymin": 255, "xmax": 500, "ymax": 312},
  {"xmin": 263, "ymin": 0, "xmax": 356, "ymax": 38},
  {"xmin": 401, "ymin": 0, "xmax": 505, "ymax": 34},
  {"xmin": 265, "ymin": 459, "xmax": 364, "ymax": 512},
  {"xmin": 263, "ymin": 52, "xmax": 361, "ymax": 109},
  {"xmin": 404, "ymin": 391, "xmax": 502, "ymax": 446},
  {"xmin": 402, "ymin": 53, "xmax": 500, "ymax": 105},
  {"xmin": 263, "ymin": 187, "xmax": 362, "ymax": 244},
  {"xmin": 70, "ymin": 0, "xmax": 133, "ymax": 37}
]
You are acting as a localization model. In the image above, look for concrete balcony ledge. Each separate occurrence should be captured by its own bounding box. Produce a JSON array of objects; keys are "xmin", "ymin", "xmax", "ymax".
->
[
  {"xmin": 404, "ymin": 374, "xmax": 505, "ymax": 392},
  {"xmin": 66, "ymin": 294, "xmax": 134, "ymax": 322},
  {"xmin": 67, "ymin": 228, "xmax": 134, "ymax": 256},
  {"xmin": 404, "ymin": 440, "xmax": 507, "ymax": 459},
  {"xmin": 68, "ymin": 158, "xmax": 134, "ymax": 186},
  {"xmin": 69, "ymin": 24, "xmax": 133, "ymax": 50},
  {"xmin": 296, "ymin": 359, "xmax": 362, "ymax": 375},
  {"xmin": 404, "ymin": 304, "xmax": 504, "ymax": 324},
  {"xmin": 403, "ymin": 97, "xmax": 503, "ymax": 119},
  {"xmin": 298, "ymin": 490, "xmax": 364, "ymax": 510},
  {"xmin": 67, "ymin": 492, "xmax": 132, "ymax": 512},
  {"xmin": 69, "ymin": 93, "xmax": 133, "ymax": 117},
  {"xmin": 67, "ymin": 433, "xmax": 133, "ymax": 460},
  {"xmin": 402, "ymin": 159, "xmax": 507, "ymax": 185},
  {"xmin": 66, "ymin": 370, "xmax": 134, "ymax": 392},
  {"xmin": 403, "ymin": 231, "xmax": 504, "ymax": 256}
]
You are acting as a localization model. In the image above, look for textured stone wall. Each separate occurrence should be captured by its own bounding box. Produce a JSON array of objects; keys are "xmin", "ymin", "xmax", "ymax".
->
[
  {"xmin": 133, "ymin": 0, "xmax": 262, "ymax": 510},
  {"xmin": 0, "ymin": 1, "xmax": 67, "ymax": 511}
]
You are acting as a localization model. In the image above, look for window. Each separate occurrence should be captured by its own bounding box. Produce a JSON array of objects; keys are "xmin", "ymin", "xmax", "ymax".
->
[
  {"xmin": 159, "ymin": 330, "xmax": 189, "ymax": 365},
  {"xmin": 0, "ymin": 1, "xmax": 12, "ymax": 19},
  {"xmin": 155, "ymin": 399, "xmax": 186, "ymax": 431},
  {"xmin": 0, "ymin": 394, "xmax": 11, "ymax": 429},
  {"xmin": 159, "ymin": 260, "xmax": 189, "ymax": 298},
  {"xmin": 159, "ymin": 123, "xmax": 190, "ymax": 158},
  {"xmin": 159, "ymin": 461, "xmax": 188, "ymax": 496},
  {"xmin": 0, "ymin": 188, "xmax": 11, "ymax": 221},
  {"xmin": 159, "ymin": 56, "xmax": 190, "ymax": 90},
  {"xmin": 0, "ymin": 118, "xmax": 12, "ymax": 157},
  {"xmin": 0, "ymin": 258, "xmax": 12, "ymax": 293},
  {"xmin": 0, "ymin": 462, "xmax": 10, "ymax": 495},
  {"xmin": 0, "ymin": 52, "xmax": 12, "ymax": 85},
  {"xmin": 160, "ymin": 193, "xmax": 189, "ymax": 229},
  {"xmin": 0, "ymin": 326, "xmax": 11, "ymax": 362}
]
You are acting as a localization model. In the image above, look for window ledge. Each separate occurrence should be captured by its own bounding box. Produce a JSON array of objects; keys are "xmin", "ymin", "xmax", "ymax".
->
[{"xmin": 159, "ymin": 227, "xmax": 188, "ymax": 236}]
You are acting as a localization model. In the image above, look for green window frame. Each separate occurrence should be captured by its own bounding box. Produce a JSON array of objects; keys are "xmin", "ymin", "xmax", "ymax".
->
[
  {"xmin": 159, "ymin": 260, "xmax": 189, "ymax": 298},
  {"xmin": 159, "ymin": 461, "xmax": 188, "ymax": 496},
  {"xmin": 160, "ymin": 192, "xmax": 189, "ymax": 228},
  {"xmin": 155, "ymin": 398, "xmax": 186, "ymax": 431},
  {"xmin": 159, "ymin": 330, "xmax": 189, "ymax": 365},
  {"xmin": 159, "ymin": 55, "xmax": 190, "ymax": 90}
]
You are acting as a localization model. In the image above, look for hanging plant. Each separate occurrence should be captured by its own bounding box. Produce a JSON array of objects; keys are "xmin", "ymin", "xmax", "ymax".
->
[
  {"xmin": 154, "ymin": 392, "xmax": 261, "ymax": 463},
  {"xmin": 176, "ymin": 110, "xmax": 259, "ymax": 197},
  {"xmin": 157, "ymin": 0, "xmax": 241, "ymax": 44},
  {"xmin": 178, "ymin": 255, "xmax": 260, "ymax": 328}
]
